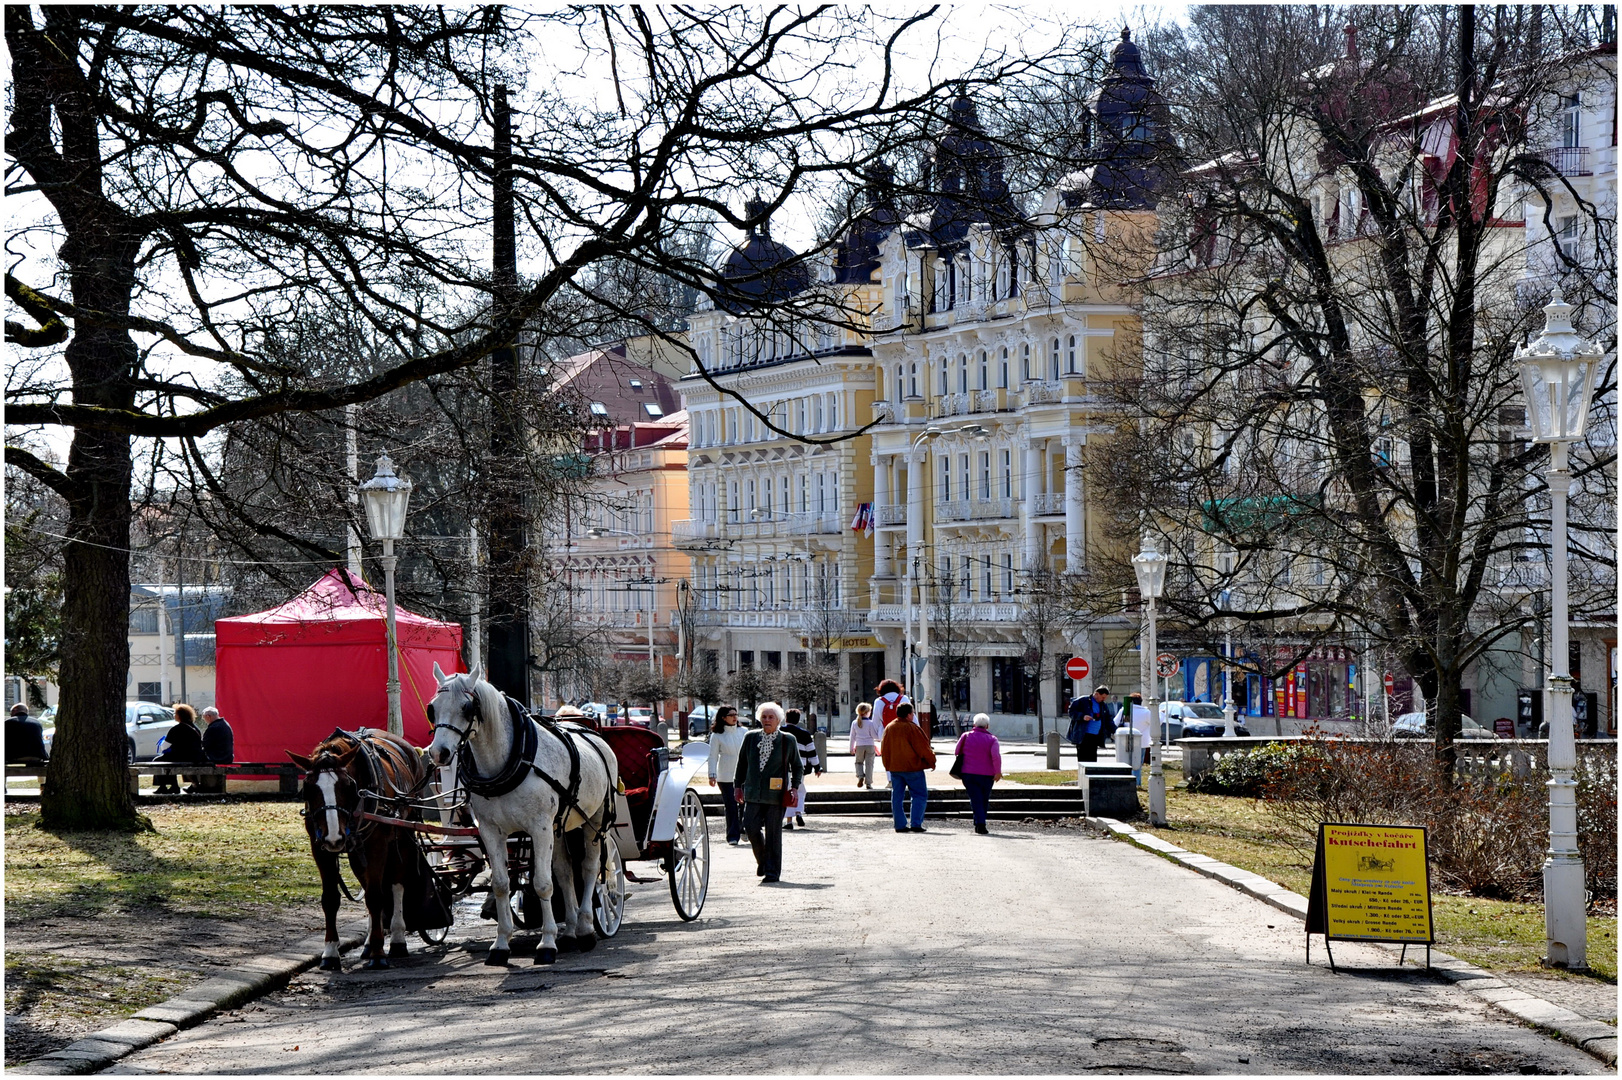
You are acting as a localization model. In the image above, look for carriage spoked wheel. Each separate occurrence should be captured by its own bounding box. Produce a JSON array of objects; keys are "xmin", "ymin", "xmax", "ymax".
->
[
  {"xmin": 593, "ymin": 837, "xmax": 626, "ymax": 938},
  {"xmin": 666, "ymin": 788, "xmax": 710, "ymax": 921}
]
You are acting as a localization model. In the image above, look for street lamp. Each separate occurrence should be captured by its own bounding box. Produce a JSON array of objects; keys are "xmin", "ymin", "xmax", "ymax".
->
[
  {"xmin": 1220, "ymin": 588, "xmax": 1238, "ymax": 738},
  {"xmin": 1517, "ymin": 287, "xmax": 1601, "ymax": 971},
  {"xmin": 904, "ymin": 427, "xmax": 944, "ymax": 700},
  {"xmin": 1133, "ymin": 535, "xmax": 1168, "ymax": 825},
  {"xmin": 359, "ymin": 451, "xmax": 412, "ymax": 736}
]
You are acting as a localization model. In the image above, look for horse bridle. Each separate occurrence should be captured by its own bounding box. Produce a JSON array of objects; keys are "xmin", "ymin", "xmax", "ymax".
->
[
  {"xmin": 427, "ymin": 682, "xmax": 483, "ymax": 751},
  {"xmin": 300, "ymin": 755, "xmax": 359, "ymax": 853}
]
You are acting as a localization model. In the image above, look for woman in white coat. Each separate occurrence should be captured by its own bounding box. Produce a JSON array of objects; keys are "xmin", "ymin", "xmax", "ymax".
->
[{"xmin": 706, "ymin": 706, "xmax": 748, "ymax": 844}]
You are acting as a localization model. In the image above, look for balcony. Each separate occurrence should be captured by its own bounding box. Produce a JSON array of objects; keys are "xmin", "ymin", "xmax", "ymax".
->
[
  {"xmin": 1033, "ymin": 492, "xmax": 1066, "ymax": 516},
  {"xmin": 937, "ymin": 392, "xmax": 971, "ymax": 417},
  {"xmin": 1022, "ymin": 380, "xmax": 1064, "ymax": 406},
  {"xmin": 971, "ymin": 389, "xmax": 1000, "ymax": 413},
  {"xmin": 875, "ymin": 502, "xmax": 907, "ymax": 527},
  {"xmin": 868, "ymin": 601, "xmax": 1025, "ymax": 625},
  {"xmin": 871, "ymin": 400, "xmax": 897, "ymax": 425},
  {"xmin": 672, "ymin": 519, "xmax": 717, "ymax": 543},
  {"xmin": 1541, "ymin": 145, "xmax": 1592, "ymax": 177}
]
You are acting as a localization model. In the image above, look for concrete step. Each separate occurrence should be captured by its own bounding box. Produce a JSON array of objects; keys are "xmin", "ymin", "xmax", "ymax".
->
[{"xmin": 697, "ymin": 786, "xmax": 1090, "ymax": 820}]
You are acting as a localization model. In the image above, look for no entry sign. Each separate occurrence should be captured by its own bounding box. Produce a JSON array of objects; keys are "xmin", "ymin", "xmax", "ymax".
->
[
  {"xmin": 1383, "ymin": 672, "xmax": 1395, "ymax": 693},
  {"xmin": 1065, "ymin": 656, "xmax": 1090, "ymax": 681},
  {"xmin": 1155, "ymin": 653, "xmax": 1181, "ymax": 679}
]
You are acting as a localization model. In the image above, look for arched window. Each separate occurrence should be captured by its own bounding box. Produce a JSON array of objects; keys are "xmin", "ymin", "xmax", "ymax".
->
[
  {"xmin": 1067, "ymin": 335, "xmax": 1078, "ymax": 374},
  {"xmin": 1021, "ymin": 342, "xmax": 1031, "ymax": 382},
  {"xmin": 999, "ymin": 346, "xmax": 1010, "ymax": 389},
  {"xmin": 1050, "ymin": 339, "xmax": 1061, "ymax": 380},
  {"xmin": 892, "ymin": 365, "xmax": 903, "ymax": 405},
  {"xmin": 958, "ymin": 354, "xmax": 968, "ymax": 394},
  {"xmin": 908, "ymin": 364, "xmax": 918, "ymax": 398},
  {"xmin": 813, "ymin": 395, "xmax": 824, "ymax": 433},
  {"xmin": 762, "ymin": 476, "xmax": 774, "ymax": 515},
  {"xmin": 977, "ymin": 350, "xmax": 988, "ymax": 390},
  {"xmin": 938, "ymin": 357, "xmax": 949, "ymax": 397}
]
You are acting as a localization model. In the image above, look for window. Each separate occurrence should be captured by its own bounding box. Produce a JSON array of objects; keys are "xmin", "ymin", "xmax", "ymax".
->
[
  {"xmin": 589, "ymin": 401, "xmax": 609, "ymax": 416},
  {"xmin": 939, "ymin": 358, "xmax": 949, "ymax": 397},
  {"xmin": 908, "ymin": 364, "xmax": 918, "ymax": 397},
  {"xmin": 1067, "ymin": 335, "xmax": 1078, "ymax": 374},
  {"xmin": 977, "ymin": 350, "xmax": 988, "ymax": 390},
  {"xmin": 828, "ymin": 393, "xmax": 840, "ymax": 428},
  {"xmin": 642, "ymin": 402, "xmax": 664, "ymax": 418},
  {"xmin": 762, "ymin": 476, "xmax": 774, "ymax": 516},
  {"xmin": 940, "ymin": 556, "xmax": 954, "ymax": 600},
  {"xmin": 1002, "ymin": 552, "xmax": 1014, "ymax": 594},
  {"xmin": 998, "ymin": 347, "xmax": 1009, "ymax": 389},
  {"xmin": 983, "ymin": 560, "xmax": 993, "ymax": 598},
  {"xmin": 958, "ymin": 354, "xmax": 968, "ymax": 394},
  {"xmin": 629, "ymin": 379, "xmax": 643, "ymax": 391},
  {"xmin": 1561, "ymin": 93, "xmax": 1581, "ymax": 148},
  {"xmin": 978, "ymin": 451, "xmax": 991, "ymax": 499},
  {"xmin": 891, "ymin": 367, "xmax": 902, "ymax": 406},
  {"xmin": 130, "ymin": 606, "xmax": 160, "ymax": 634},
  {"xmin": 1559, "ymin": 214, "xmax": 1578, "ymax": 240},
  {"xmin": 1021, "ymin": 342, "xmax": 1031, "ymax": 382},
  {"xmin": 813, "ymin": 396, "xmax": 824, "ymax": 433},
  {"xmin": 1050, "ymin": 338, "xmax": 1061, "ymax": 380},
  {"xmin": 1000, "ymin": 449, "xmax": 1012, "ymax": 497},
  {"xmin": 959, "ymin": 454, "xmax": 970, "ymax": 502},
  {"xmin": 939, "ymin": 456, "xmax": 951, "ymax": 501}
]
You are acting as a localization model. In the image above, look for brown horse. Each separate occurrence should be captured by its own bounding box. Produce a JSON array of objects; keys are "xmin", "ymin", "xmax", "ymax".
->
[{"xmin": 288, "ymin": 728, "xmax": 433, "ymax": 970}]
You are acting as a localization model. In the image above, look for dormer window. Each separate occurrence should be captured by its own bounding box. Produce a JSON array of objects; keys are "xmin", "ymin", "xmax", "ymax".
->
[
  {"xmin": 589, "ymin": 402, "xmax": 609, "ymax": 417},
  {"xmin": 642, "ymin": 402, "xmax": 664, "ymax": 418},
  {"xmin": 630, "ymin": 379, "xmax": 644, "ymax": 391}
]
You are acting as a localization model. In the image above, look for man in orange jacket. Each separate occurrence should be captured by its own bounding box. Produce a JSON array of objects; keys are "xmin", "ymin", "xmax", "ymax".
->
[{"xmin": 880, "ymin": 702, "xmax": 936, "ymax": 832}]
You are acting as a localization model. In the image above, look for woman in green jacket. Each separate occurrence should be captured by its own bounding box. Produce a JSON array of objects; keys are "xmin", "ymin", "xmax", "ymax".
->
[{"xmin": 733, "ymin": 701, "xmax": 802, "ymax": 883}]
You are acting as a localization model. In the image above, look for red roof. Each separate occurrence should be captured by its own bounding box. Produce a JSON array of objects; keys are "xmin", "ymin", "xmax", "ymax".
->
[{"xmin": 215, "ymin": 568, "xmax": 458, "ymax": 646}]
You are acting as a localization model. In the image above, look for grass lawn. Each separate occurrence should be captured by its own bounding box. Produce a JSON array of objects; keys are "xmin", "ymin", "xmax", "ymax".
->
[
  {"xmin": 1003, "ymin": 771, "xmax": 1079, "ymax": 787},
  {"xmin": 5, "ymin": 800, "xmax": 319, "ymax": 922},
  {"xmin": 1125, "ymin": 767, "xmax": 1618, "ymax": 985}
]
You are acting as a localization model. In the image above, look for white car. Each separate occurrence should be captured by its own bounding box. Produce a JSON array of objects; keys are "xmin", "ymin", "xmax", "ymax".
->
[
  {"xmin": 626, "ymin": 707, "xmax": 654, "ymax": 727},
  {"xmin": 42, "ymin": 703, "xmax": 177, "ymax": 761},
  {"xmin": 1390, "ymin": 711, "xmax": 1497, "ymax": 739}
]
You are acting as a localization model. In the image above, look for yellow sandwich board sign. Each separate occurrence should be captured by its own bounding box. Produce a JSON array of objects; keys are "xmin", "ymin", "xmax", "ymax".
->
[{"xmin": 1306, "ymin": 822, "xmax": 1433, "ymax": 971}]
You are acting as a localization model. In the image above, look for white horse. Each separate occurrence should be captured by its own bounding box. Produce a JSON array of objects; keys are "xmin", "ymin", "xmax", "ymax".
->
[{"xmin": 426, "ymin": 663, "xmax": 618, "ymax": 965}]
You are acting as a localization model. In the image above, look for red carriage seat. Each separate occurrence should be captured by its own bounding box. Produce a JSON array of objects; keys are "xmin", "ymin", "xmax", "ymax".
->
[{"xmin": 596, "ymin": 725, "xmax": 667, "ymax": 841}]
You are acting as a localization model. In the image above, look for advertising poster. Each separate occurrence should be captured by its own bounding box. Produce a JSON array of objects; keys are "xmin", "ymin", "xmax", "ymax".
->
[{"xmin": 1307, "ymin": 823, "xmax": 1434, "ymax": 958}]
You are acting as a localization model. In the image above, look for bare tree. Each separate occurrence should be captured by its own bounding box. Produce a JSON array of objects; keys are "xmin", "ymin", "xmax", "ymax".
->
[
  {"xmin": 5, "ymin": 7, "xmax": 1080, "ymax": 827},
  {"xmin": 1088, "ymin": 6, "xmax": 1616, "ymax": 779}
]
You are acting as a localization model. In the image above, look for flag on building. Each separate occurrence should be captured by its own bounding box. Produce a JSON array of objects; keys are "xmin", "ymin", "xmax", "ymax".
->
[{"xmin": 849, "ymin": 502, "xmax": 873, "ymax": 537}]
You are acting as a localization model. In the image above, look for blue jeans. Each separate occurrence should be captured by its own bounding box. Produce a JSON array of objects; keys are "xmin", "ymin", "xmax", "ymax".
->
[
  {"xmin": 890, "ymin": 770, "xmax": 927, "ymax": 829},
  {"xmin": 961, "ymin": 772, "xmax": 994, "ymax": 825}
]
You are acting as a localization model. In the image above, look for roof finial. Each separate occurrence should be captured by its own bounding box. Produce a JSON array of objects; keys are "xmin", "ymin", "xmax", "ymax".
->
[
  {"xmin": 1344, "ymin": 22, "xmax": 1358, "ymax": 59},
  {"xmin": 744, "ymin": 191, "xmax": 768, "ymax": 237},
  {"xmin": 1121, "ymin": 26, "xmax": 1131, "ymax": 41}
]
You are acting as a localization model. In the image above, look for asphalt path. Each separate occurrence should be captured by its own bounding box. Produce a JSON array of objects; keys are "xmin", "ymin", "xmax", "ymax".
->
[{"xmin": 108, "ymin": 817, "xmax": 1599, "ymax": 1075}]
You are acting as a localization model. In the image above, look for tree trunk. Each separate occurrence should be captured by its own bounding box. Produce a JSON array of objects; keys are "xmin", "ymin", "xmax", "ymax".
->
[{"xmin": 43, "ymin": 431, "xmax": 139, "ymax": 829}]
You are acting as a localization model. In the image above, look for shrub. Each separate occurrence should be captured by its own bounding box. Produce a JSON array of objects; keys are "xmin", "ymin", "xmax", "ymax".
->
[
  {"xmin": 1251, "ymin": 738, "xmax": 1615, "ymax": 904},
  {"xmin": 1186, "ymin": 740, "xmax": 1326, "ymax": 798}
]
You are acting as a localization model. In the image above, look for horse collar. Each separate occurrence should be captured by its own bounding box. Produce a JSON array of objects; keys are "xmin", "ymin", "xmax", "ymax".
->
[{"xmin": 458, "ymin": 697, "xmax": 538, "ymax": 799}]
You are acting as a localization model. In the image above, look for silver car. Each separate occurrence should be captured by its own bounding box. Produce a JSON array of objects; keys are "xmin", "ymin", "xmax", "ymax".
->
[
  {"xmin": 1390, "ymin": 710, "xmax": 1497, "ymax": 739},
  {"xmin": 125, "ymin": 702, "xmax": 177, "ymax": 761}
]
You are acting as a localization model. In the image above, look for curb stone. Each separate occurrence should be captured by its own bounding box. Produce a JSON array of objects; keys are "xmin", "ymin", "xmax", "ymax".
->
[
  {"xmin": 1081, "ymin": 815, "xmax": 1617, "ymax": 1068},
  {"xmin": 11, "ymin": 926, "xmax": 367, "ymax": 1075}
]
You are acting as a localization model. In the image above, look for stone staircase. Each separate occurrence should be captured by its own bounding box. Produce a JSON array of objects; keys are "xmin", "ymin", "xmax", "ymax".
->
[{"xmin": 697, "ymin": 785, "xmax": 1096, "ymax": 821}]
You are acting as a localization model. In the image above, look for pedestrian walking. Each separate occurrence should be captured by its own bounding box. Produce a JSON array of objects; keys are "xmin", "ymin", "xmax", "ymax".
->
[
  {"xmin": 781, "ymin": 709, "xmax": 821, "ymax": 829},
  {"xmin": 848, "ymin": 702, "xmax": 882, "ymax": 789},
  {"xmin": 1066, "ymin": 685, "xmax": 1114, "ymax": 763},
  {"xmin": 5, "ymin": 703, "xmax": 47, "ymax": 764},
  {"xmin": 872, "ymin": 679, "xmax": 912, "ymax": 727},
  {"xmin": 706, "ymin": 706, "xmax": 747, "ymax": 845},
  {"xmin": 879, "ymin": 701, "xmax": 934, "ymax": 832},
  {"xmin": 154, "ymin": 703, "xmax": 205, "ymax": 794},
  {"xmin": 1122, "ymin": 693, "xmax": 1153, "ymax": 785},
  {"xmin": 733, "ymin": 702, "xmax": 802, "ymax": 883},
  {"xmin": 954, "ymin": 713, "xmax": 1003, "ymax": 834}
]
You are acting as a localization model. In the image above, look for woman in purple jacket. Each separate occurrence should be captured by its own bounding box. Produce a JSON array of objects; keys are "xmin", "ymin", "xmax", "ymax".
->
[{"xmin": 955, "ymin": 713, "xmax": 1003, "ymax": 835}]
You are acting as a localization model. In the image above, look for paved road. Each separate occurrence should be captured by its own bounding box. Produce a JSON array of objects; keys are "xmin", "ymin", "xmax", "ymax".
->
[{"xmin": 109, "ymin": 818, "xmax": 1599, "ymax": 1075}]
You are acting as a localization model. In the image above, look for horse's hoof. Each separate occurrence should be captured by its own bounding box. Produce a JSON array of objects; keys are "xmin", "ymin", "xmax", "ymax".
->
[
  {"xmin": 577, "ymin": 931, "xmax": 597, "ymax": 953},
  {"xmin": 388, "ymin": 942, "xmax": 409, "ymax": 959},
  {"xmin": 318, "ymin": 956, "xmax": 342, "ymax": 972},
  {"xmin": 363, "ymin": 955, "xmax": 390, "ymax": 970},
  {"xmin": 555, "ymin": 935, "xmax": 576, "ymax": 954},
  {"xmin": 360, "ymin": 942, "xmax": 378, "ymax": 960},
  {"xmin": 534, "ymin": 947, "xmax": 557, "ymax": 966},
  {"xmin": 485, "ymin": 948, "xmax": 510, "ymax": 967}
]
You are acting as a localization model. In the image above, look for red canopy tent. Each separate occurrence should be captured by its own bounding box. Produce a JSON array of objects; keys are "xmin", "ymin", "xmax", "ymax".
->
[{"xmin": 215, "ymin": 569, "xmax": 464, "ymax": 761}]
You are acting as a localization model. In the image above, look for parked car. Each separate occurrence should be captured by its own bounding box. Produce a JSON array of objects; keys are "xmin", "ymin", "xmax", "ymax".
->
[
  {"xmin": 578, "ymin": 702, "xmax": 610, "ymax": 722},
  {"xmin": 1151, "ymin": 701, "xmax": 1243, "ymax": 743},
  {"xmin": 1390, "ymin": 711, "xmax": 1497, "ymax": 739},
  {"xmin": 126, "ymin": 701, "xmax": 177, "ymax": 761},
  {"xmin": 686, "ymin": 705, "xmax": 719, "ymax": 737},
  {"xmin": 626, "ymin": 707, "xmax": 654, "ymax": 727}
]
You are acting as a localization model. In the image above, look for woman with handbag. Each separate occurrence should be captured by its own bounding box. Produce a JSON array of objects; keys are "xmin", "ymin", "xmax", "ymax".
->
[
  {"xmin": 706, "ymin": 706, "xmax": 747, "ymax": 845},
  {"xmin": 732, "ymin": 701, "xmax": 802, "ymax": 883},
  {"xmin": 953, "ymin": 713, "xmax": 1003, "ymax": 834}
]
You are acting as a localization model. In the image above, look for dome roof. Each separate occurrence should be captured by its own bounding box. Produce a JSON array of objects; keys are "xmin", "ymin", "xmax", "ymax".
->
[
  {"xmin": 1072, "ymin": 28, "xmax": 1171, "ymax": 211},
  {"xmin": 923, "ymin": 91, "xmax": 1019, "ymax": 247},
  {"xmin": 832, "ymin": 165, "xmax": 901, "ymax": 284},
  {"xmin": 718, "ymin": 198, "xmax": 810, "ymax": 313}
]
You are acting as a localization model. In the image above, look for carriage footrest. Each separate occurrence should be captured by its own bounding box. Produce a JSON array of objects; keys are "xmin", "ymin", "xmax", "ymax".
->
[{"xmin": 624, "ymin": 869, "xmax": 661, "ymax": 884}]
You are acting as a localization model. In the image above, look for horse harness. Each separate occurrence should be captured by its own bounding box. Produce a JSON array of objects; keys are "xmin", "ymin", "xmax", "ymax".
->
[
  {"xmin": 304, "ymin": 728, "xmax": 427, "ymax": 855},
  {"xmin": 447, "ymin": 694, "xmax": 616, "ymax": 837}
]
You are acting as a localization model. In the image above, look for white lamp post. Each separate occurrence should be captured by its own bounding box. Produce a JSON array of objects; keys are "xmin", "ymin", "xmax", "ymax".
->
[
  {"xmin": 1133, "ymin": 536, "xmax": 1169, "ymax": 825},
  {"xmin": 360, "ymin": 451, "xmax": 412, "ymax": 736},
  {"xmin": 1517, "ymin": 288, "xmax": 1600, "ymax": 971},
  {"xmin": 1221, "ymin": 589, "xmax": 1238, "ymax": 738},
  {"xmin": 904, "ymin": 427, "xmax": 943, "ymax": 700}
]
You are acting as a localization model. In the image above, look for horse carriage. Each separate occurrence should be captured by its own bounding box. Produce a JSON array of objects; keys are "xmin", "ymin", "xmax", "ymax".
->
[{"xmin": 291, "ymin": 666, "xmax": 710, "ymax": 969}]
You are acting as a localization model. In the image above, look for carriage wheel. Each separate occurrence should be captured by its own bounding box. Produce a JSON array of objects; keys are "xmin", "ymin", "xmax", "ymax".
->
[
  {"xmin": 594, "ymin": 838, "xmax": 626, "ymax": 938},
  {"xmin": 667, "ymin": 788, "xmax": 710, "ymax": 921}
]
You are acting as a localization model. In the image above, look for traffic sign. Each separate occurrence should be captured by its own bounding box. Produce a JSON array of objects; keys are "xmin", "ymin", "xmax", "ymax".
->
[
  {"xmin": 1065, "ymin": 656, "xmax": 1090, "ymax": 681},
  {"xmin": 1383, "ymin": 672, "xmax": 1395, "ymax": 693},
  {"xmin": 1155, "ymin": 653, "xmax": 1181, "ymax": 679}
]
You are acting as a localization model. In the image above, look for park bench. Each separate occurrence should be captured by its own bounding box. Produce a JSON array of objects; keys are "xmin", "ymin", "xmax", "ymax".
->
[{"xmin": 4, "ymin": 762, "xmax": 305, "ymax": 798}]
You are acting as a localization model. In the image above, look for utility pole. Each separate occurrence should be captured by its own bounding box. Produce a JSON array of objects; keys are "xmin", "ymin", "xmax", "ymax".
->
[{"xmin": 486, "ymin": 83, "xmax": 531, "ymax": 703}]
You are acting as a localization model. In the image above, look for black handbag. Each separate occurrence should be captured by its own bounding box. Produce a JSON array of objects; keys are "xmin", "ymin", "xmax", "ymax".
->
[{"xmin": 949, "ymin": 751, "xmax": 965, "ymax": 779}]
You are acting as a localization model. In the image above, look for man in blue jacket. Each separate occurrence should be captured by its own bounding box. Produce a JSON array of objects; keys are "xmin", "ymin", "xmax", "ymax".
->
[{"xmin": 1066, "ymin": 685, "xmax": 1113, "ymax": 763}]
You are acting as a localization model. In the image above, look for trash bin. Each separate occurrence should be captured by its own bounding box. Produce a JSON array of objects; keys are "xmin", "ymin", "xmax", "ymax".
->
[{"xmin": 1115, "ymin": 727, "xmax": 1141, "ymax": 784}]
